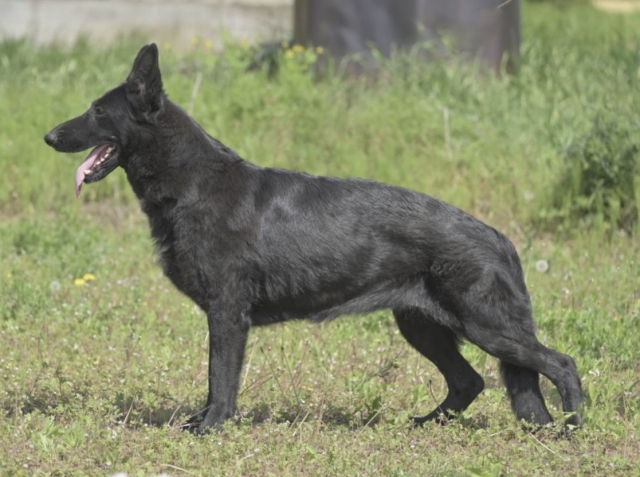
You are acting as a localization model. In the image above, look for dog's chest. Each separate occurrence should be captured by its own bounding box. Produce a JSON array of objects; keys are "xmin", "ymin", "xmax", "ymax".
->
[
  {"xmin": 143, "ymin": 199, "xmax": 243, "ymax": 305},
  {"xmin": 148, "ymin": 211, "xmax": 180, "ymax": 272},
  {"xmin": 141, "ymin": 200, "xmax": 199, "ymax": 296}
]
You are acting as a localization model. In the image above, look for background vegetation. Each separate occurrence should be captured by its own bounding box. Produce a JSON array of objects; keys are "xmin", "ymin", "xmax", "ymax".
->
[{"xmin": 1, "ymin": 2, "xmax": 639, "ymax": 475}]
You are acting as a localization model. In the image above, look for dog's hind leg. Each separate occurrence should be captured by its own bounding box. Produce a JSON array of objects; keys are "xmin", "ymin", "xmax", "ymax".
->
[
  {"xmin": 393, "ymin": 308, "xmax": 484, "ymax": 425},
  {"xmin": 500, "ymin": 361, "xmax": 553, "ymax": 426},
  {"xmin": 463, "ymin": 305, "xmax": 583, "ymax": 427}
]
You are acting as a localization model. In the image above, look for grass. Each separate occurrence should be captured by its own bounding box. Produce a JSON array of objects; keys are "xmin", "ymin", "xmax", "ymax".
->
[{"xmin": 1, "ymin": 2, "xmax": 640, "ymax": 476}]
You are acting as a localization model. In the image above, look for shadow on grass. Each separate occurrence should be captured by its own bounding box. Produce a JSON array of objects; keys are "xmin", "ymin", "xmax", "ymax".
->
[
  {"xmin": 242, "ymin": 402, "xmax": 375, "ymax": 429},
  {"xmin": 5, "ymin": 387, "xmax": 492, "ymax": 434},
  {"xmin": 111, "ymin": 401, "xmax": 389, "ymax": 431}
]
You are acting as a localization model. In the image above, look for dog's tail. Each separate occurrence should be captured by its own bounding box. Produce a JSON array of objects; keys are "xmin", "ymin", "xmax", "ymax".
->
[{"xmin": 500, "ymin": 361, "xmax": 553, "ymax": 425}]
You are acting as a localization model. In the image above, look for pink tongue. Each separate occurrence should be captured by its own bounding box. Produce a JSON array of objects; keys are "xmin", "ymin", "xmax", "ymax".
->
[{"xmin": 75, "ymin": 144, "xmax": 109, "ymax": 198}]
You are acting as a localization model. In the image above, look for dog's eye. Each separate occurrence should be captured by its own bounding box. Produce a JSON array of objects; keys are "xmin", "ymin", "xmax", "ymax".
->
[{"xmin": 94, "ymin": 106, "xmax": 105, "ymax": 116}]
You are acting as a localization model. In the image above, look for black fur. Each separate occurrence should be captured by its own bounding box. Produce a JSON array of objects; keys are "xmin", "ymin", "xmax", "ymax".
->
[{"xmin": 44, "ymin": 44, "xmax": 583, "ymax": 433}]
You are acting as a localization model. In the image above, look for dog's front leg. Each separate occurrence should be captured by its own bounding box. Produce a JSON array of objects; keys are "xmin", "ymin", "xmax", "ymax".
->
[{"xmin": 197, "ymin": 303, "xmax": 251, "ymax": 433}]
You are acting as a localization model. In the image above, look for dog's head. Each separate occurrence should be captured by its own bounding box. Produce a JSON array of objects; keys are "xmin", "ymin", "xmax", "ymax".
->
[{"xmin": 44, "ymin": 44, "xmax": 164, "ymax": 197}]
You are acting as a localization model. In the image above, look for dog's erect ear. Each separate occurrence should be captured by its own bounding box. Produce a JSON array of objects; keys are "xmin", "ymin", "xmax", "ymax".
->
[{"xmin": 126, "ymin": 43, "xmax": 164, "ymax": 113}]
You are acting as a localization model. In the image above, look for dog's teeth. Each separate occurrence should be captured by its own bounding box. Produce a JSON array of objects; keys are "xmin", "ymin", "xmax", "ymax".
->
[{"xmin": 84, "ymin": 170, "xmax": 91, "ymax": 175}]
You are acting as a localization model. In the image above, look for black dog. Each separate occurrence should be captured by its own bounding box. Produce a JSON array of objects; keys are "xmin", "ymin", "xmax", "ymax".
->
[{"xmin": 44, "ymin": 44, "xmax": 583, "ymax": 432}]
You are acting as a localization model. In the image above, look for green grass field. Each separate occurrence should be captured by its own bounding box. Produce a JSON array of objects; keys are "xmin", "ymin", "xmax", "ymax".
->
[{"xmin": 1, "ymin": 3, "xmax": 639, "ymax": 476}]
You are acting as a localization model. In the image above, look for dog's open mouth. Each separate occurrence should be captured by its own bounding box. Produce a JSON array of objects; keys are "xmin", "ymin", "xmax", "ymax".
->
[{"xmin": 75, "ymin": 143, "xmax": 120, "ymax": 197}]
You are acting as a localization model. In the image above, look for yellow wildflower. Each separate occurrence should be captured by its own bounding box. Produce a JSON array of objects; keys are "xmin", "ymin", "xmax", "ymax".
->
[
  {"xmin": 292, "ymin": 44, "xmax": 305, "ymax": 53},
  {"xmin": 285, "ymin": 50, "xmax": 295, "ymax": 59},
  {"xmin": 83, "ymin": 273, "xmax": 95, "ymax": 281},
  {"xmin": 6, "ymin": 272, "xmax": 12, "ymax": 279},
  {"xmin": 315, "ymin": 46, "xmax": 325, "ymax": 55},
  {"xmin": 191, "ymin": 37, "xmax": 199, "ymax": 46},
  {"xmin": 74, "ymin": 278, "xmax": 86, "ymax": 286},
  {"xmin": 164, "ymin": 42, "xmax": 172, "ymax": 51},
  {"xmin": 205, "ymin": 39, "xmax": 214, "ymax": 50}
]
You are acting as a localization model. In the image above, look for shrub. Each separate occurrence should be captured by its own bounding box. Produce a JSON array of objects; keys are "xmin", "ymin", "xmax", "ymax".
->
[{"xmin": 544, "ymin": 115, "xmax": 640, "ymax": 234}]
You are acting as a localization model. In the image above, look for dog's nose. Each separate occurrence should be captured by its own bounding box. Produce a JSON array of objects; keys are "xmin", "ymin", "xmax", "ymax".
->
[{"xmin": 44, "ymin": 131, "xmax": 57, "ymax": 146}]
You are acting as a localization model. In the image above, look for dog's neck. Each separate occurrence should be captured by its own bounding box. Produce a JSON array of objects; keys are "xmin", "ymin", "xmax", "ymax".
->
[{"xmin": 124, "ymin": 100, "xmax": 244, "ymax": 203}]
